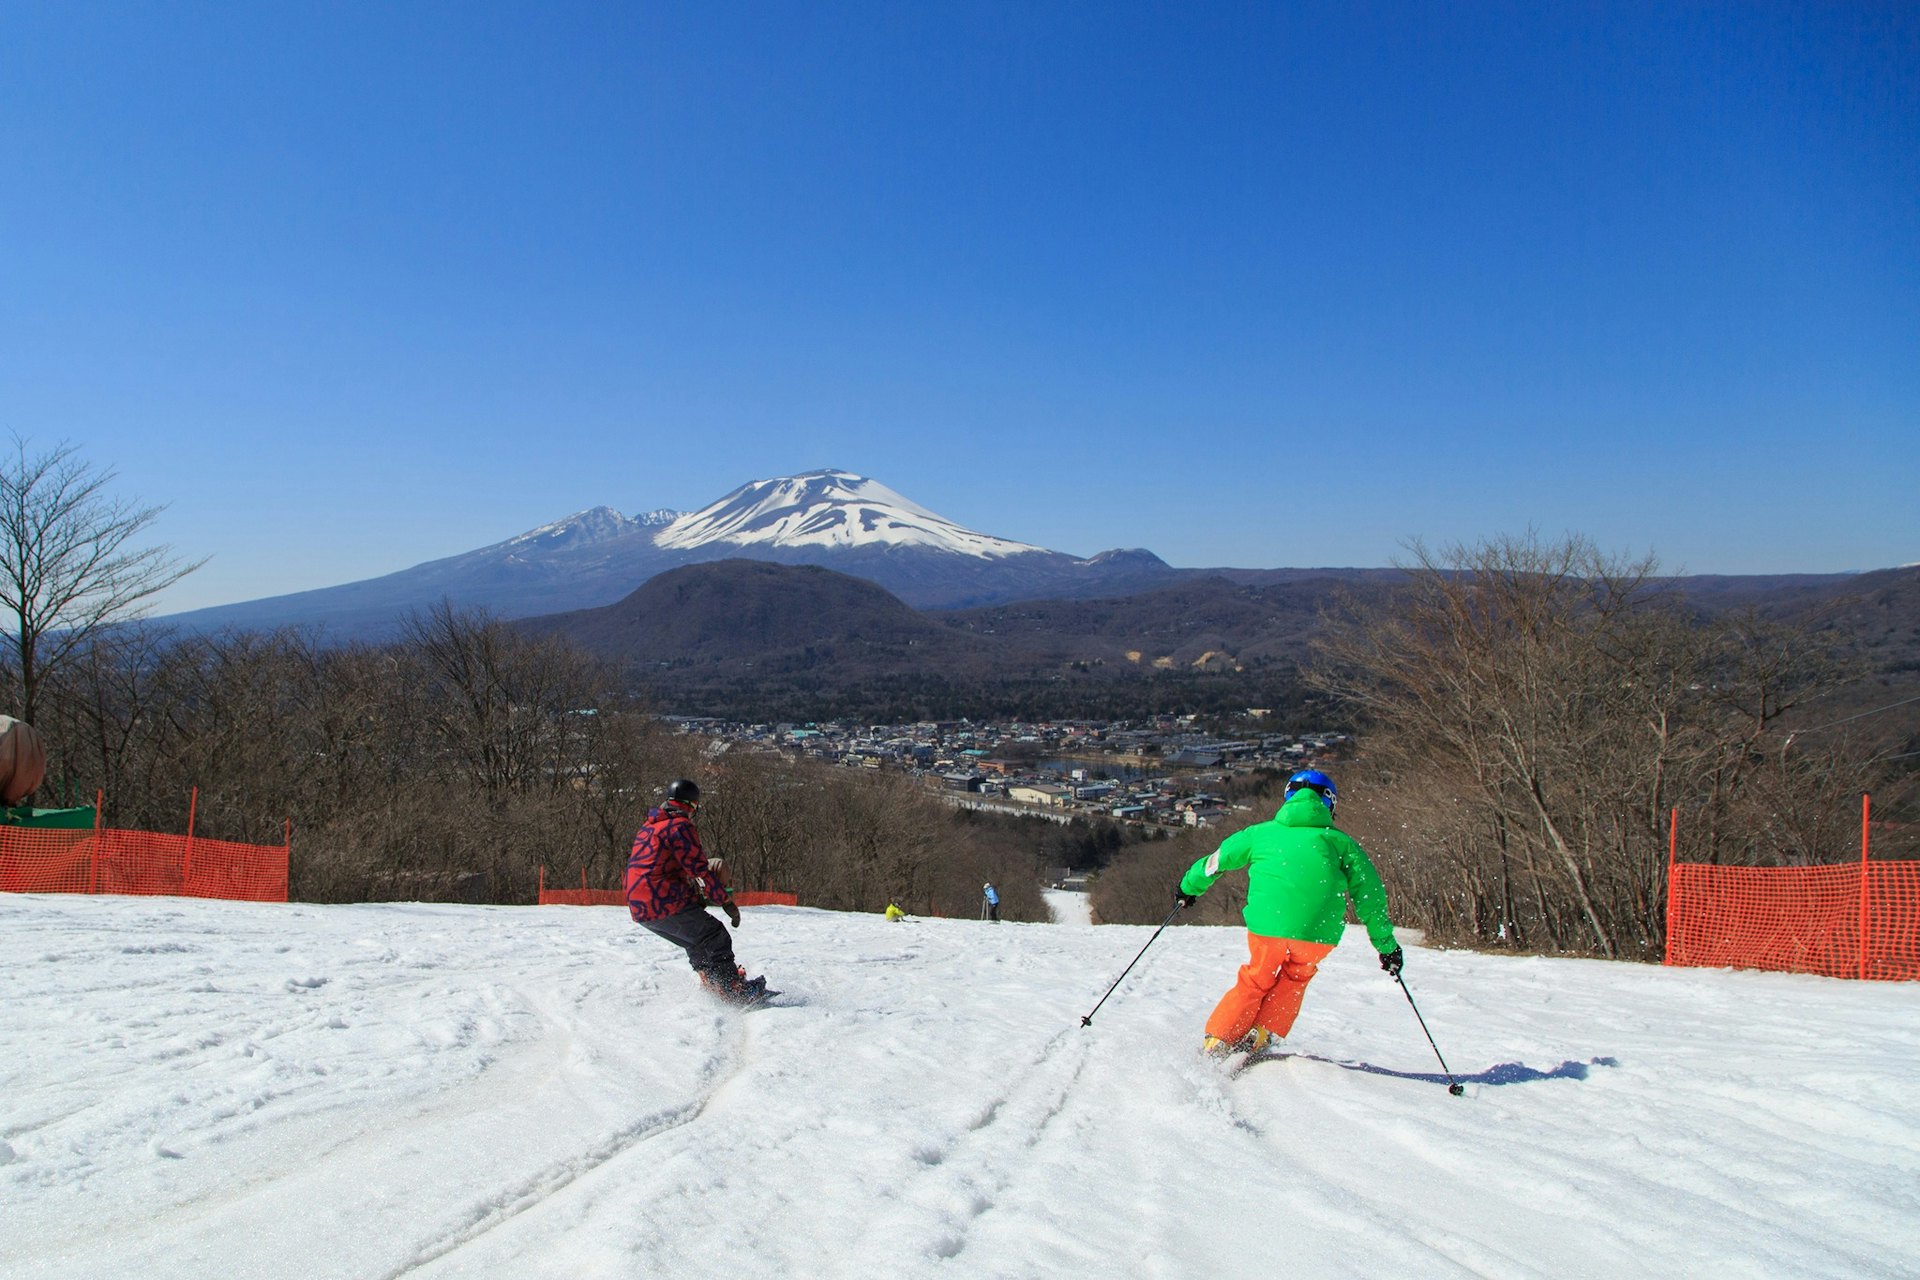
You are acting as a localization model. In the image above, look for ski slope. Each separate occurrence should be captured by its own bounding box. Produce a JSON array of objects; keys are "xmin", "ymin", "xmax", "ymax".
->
[{"xmin": 2, "ymin": 891, "xmax": 1915, "ymax": 1279}]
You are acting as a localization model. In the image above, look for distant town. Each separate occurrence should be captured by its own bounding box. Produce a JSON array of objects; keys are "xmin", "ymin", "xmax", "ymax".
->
[{"xmin": 667, "ymin": 713, "xmax": 1350, "ymax": 829}]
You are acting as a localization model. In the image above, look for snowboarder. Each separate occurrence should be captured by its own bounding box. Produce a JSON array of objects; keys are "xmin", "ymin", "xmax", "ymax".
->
[
  {"xmin": 885, "ymin": 902, "xmax": 907, "ymax": 922},
  {"xmin": 982, "ymin": 882, "xmax": 1000, "ymax": 923},
  {"xmin": 625, "ymin": 779, "xmax": 767, "ymax": 1004},
  {"xmin": 1177, "ymin": 770, "xmax": 1402, "ymax": 1056}
]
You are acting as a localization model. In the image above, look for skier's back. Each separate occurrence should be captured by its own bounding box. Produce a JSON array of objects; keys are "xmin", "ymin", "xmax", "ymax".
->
[{"xmin": 1179, "ymin": 770, "xmax": 1401, "ymax": 1054}]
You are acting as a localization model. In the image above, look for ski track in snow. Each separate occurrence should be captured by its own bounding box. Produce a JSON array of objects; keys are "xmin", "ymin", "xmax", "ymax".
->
[{"xmin": 3, "ymin": 894, "xmax": 1918, "ymax": 1279}]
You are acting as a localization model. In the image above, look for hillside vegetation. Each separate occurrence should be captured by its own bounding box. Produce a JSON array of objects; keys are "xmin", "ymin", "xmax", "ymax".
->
[
  {"xmin": 5, "ymin": 541, "xmax": 1912, "ymax": 962},
  {"xmin": 516, "ymin": 559, "xmax": 1385, "ymax": 721},
  {"xmin": 14, "ymin": 603, "xmax": 1046, "ymax": 920},
  {"xmin": 1093, "ymin": 537, "xmax": 1918, "ymax": 961}
]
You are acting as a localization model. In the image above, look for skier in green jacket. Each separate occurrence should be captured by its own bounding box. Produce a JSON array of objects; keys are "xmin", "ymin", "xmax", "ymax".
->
[{"xmin": 1178, "ymin": 770, "xmax": 1403, "ymax": 1056}]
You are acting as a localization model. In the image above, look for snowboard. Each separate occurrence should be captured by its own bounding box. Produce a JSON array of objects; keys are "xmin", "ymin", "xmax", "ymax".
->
[{"xmin": 698, "ymin": 970, "xmax": 780, "ymax": 1009}]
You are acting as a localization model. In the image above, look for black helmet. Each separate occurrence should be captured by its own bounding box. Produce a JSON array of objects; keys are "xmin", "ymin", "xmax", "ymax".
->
[{"xmin": 665, "ymin": 778, "xmax": 701, "ymax": 806}]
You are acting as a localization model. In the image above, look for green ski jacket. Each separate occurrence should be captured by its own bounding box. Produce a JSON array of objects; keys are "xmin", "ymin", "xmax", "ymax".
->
[{"xmin": 1179, "ymin": 787, "xmax": 1398, "ymax": 951}]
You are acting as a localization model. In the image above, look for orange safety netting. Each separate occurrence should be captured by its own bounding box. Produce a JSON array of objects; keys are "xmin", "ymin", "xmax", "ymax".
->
[
  {"xmin": 732, "ymin": 891, "xmax": 800, "ymax": 907},
  {"xmin": 0, "ymin": 826, "xmax": 289, "ymax": 903},
  {"xmin": 1667, "ymin": 861, "xmax": 1920, "ymax": 981},
  {"xmin": 540, "ymin": 886, "xmax": 626, "ymax": 907}
]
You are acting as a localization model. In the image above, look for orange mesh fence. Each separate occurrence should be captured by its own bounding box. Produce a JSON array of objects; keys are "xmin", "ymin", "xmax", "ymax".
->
[
  {"xmin": 1868, "ymin": 862, "xmax": 1920, "ymax": 981},
  {"xmin": 542, "ymin": 887, "xmax": 625, "ymax": 907},
  {"xmin": 0, "ymin": 829, "xmax": 91, "ymax": 894},
  {"xmin": 1667, "ymin": 861, "xmax": 1920, "ymax": 980},
  {"xmin": 0, "ymin": 826, "xmax": 288, "ymax": 902}
]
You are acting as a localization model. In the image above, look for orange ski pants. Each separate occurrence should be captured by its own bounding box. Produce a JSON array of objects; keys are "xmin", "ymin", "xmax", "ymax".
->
[{"xmin": 1204, "ymin": 934, "xmax": 1337, "ymax": 1043}]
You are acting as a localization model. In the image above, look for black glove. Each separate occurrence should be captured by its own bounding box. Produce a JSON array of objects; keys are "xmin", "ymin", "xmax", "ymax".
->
[
  {"xmin": 1379, "ymin": 947, "xmax": 1404, "ymax": 977},
  {"xmin": 723, "ymin": 900, "xmax": 742, "ymax": 929},
  {"xmin": 1175, "ymin": 888, "xmax": 1198, "ymax": 909}
]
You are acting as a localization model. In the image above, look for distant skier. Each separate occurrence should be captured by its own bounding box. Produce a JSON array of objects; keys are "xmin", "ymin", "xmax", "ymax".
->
[
  {"xmin": 1177, "ymin": 770, "xmax": 1402, "ymax": 1056},
  {"xmin": 885, "ymin": 903, "xmax": 907, "ymax": 922},
  {"xmin": 625, "ymin": 779, "xmax": 767, "ymax": 1004},
  {"xmin": 982, "ymin": 882, "xmax": 1000, "ymax": 923}
]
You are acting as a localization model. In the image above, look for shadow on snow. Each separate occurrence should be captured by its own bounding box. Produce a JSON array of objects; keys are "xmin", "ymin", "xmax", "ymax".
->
[{"xmin": 1243, "ymin": 1053, "xmax": 1620, "ymax": 1088}]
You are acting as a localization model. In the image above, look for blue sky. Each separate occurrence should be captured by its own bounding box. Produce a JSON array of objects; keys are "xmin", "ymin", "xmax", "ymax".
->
[{"xmin": 4, "ymin": 3, "xmax": 1915, "ymax": 613}]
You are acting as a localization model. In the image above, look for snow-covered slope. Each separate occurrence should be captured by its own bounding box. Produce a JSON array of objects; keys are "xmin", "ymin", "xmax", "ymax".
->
[
  {"xmin": 655, "ymin": 469, "xmax": 1047, "ymax": 558},
  {"xmin": 4, "ymin": 893, "xmax": 1914, "ymax": 1279}
]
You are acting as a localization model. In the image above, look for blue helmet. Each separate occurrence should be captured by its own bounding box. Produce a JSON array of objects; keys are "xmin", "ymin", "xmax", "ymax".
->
[{"xmin": 1284, "ymin": 769, "xmax": 1337, "ymax": 812}]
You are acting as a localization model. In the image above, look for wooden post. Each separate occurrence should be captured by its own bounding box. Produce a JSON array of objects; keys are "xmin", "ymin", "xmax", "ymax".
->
[
  {"xmin": 1858, "ymin": 792, "xmax": 1872, "ymax": 980},
  {"xmin": 1664, "ymin": 807, "xmax": 1679, "ymax": 966}
]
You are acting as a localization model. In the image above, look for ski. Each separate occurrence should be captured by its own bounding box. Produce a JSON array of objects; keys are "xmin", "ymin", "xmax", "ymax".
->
[{"xmin": 1226, "ymin": 1047, "xmax": 1292, "ymax": 1077}]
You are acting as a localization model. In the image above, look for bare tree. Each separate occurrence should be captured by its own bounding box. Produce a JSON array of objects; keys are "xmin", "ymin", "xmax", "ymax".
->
[
  {"xmin": 0, "ymin": 438, "xmax": 203, "ymax": 724},
  {"xmin": 398, "ymin": 600, "xmax": 605, "ymax": 799},
  {"xmin": 1306, "ymin": 531, "xmax": 1860, "ymax": 959}
]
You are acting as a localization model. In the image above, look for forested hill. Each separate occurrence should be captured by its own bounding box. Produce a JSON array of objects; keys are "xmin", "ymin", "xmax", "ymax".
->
[
  {"xmin": 513, "ymin": 561, "xmax": 1375, "ymax": 721},
  {"xmin": 511, "ymin": 558, "xmax": 1920, "ymax": 722}
]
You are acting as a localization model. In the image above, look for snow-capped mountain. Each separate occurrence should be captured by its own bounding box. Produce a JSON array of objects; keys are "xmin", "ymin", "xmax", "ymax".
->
[
  {"xmin": 503, "ymin": 506, "xmax": 672, "ymax": 552},
  {"xmin": 144, "ymin": 466, "xmax": 1899, "ymax": 651},
  {"xmin": 151, "ymin": 470, "xmax": 1182, "ymax": 638},
  {"xmin": 656, "ymin": 470, "xmax": 1045, "ymax": 558}
]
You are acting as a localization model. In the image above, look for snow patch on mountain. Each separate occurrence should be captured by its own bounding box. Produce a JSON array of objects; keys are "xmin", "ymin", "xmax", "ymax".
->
[
  {"xmin": 504, "ymin": 506, "xmax": 681, "ymax": 551},
  {"xmin": 506, "ymin": 506, "xmax": 646, "ymax": 549},
  {"xmin": 655, "ymin": 469, "xmax": 1048, "ymax": 559}
]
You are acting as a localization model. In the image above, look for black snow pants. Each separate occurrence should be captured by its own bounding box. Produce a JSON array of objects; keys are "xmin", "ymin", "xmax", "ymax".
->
[{"xmin": 640, "ymin": 905, "xmax": 737, "ymax": 986}]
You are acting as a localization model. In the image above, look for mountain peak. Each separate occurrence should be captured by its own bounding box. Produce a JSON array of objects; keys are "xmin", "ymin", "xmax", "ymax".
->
[
  {"xmin": 506, "ymin": 506, "xmax": 644, "ymax": 550},
  {"xmin": 1081, "ymin": 548, "xmax": 1171, "ymax": 569},
  {"xmin": 502, "ymin": 505, "xmax": 682, "ymax": 552},
  {"xmin": 654, "ymin": 470, "xmax": 1047, "ymax": 559}
]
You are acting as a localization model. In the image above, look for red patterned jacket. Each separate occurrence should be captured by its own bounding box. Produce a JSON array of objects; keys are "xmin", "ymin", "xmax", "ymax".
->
[{"xmin": 625, "ymin": 804, "xmax": 728, "ymax": 922}]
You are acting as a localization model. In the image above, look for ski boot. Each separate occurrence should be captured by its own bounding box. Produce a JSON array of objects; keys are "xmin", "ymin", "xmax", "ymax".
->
[{"xmin": 1202, "ymin": 1027, "xmax": 1274, "ymax": 1058}]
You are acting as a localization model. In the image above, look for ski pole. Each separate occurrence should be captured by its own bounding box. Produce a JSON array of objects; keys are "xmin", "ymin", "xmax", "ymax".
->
[
  {"xmin": 1395, "ymin": 973, "xmax": 1465, "ymax": 1096},
  {"xmin": 1079, "ymin": 901, "xmax": 1185, "ymax": 1027}
]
